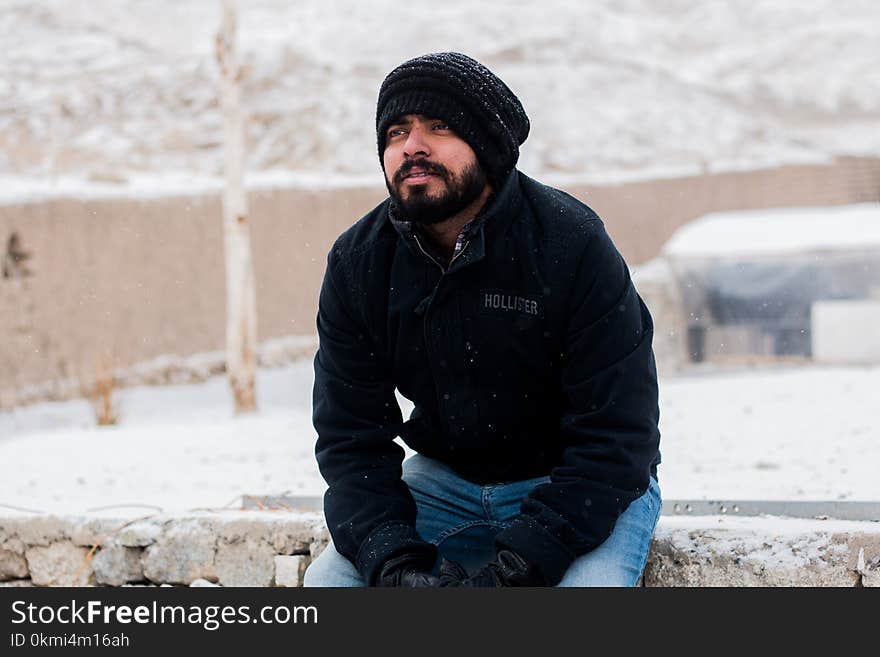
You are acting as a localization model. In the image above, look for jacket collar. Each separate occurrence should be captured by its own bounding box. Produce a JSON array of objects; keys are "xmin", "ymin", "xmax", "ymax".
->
[{"xmin": 388, "ymin": 169, "xmax": 522, "ymax": 271}]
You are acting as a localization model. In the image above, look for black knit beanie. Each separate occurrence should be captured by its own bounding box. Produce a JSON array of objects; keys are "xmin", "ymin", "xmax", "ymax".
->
[{"xmin": 376, "ymin": 52, "xmax": 530, "ymax": 184}]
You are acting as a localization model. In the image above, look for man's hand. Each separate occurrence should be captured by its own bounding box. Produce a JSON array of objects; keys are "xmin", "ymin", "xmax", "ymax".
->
[
  {"xmin": 437, "ymin": 550, "xmax": 546, "ymax": 587},
  {"xmin": 376, "ymin": 552, "xmax": 440, "ymax": 587}
]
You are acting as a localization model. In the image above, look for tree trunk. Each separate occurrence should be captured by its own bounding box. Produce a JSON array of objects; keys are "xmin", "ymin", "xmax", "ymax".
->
[{"xmin": 216, "ymin": 0, "xmax": 257, "ymax": 413}]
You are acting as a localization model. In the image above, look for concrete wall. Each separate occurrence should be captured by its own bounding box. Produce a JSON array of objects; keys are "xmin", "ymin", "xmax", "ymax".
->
[
  {"xmin": 2, "ymin": 513, "xmax": 879, "ymax": 587},
  {"xmin": 0, "ymin": 186, "xmax": 385, "ymax": 406},
  {"xmin": 2, "ymin": 156, "xmax": 879, "ymax": 406}
]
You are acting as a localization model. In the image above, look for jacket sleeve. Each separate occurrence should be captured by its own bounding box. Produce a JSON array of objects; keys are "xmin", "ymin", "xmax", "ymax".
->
[
  {"xmin": 312, "ymin": 251, "xmax": 437, "ymax": 585},
  {"xmin": 494, "ymin": 218, "xmax": 661, "ymax": 585}
]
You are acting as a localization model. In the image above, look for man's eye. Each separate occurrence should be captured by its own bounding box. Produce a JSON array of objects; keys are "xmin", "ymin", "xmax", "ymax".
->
[
  {"xmin": 433, "ymin": 123, "xmax": 450, "ymax": 131},
  {"xmin": 388, "ymin": 128, "xmax": 406, "ymax": 139}
]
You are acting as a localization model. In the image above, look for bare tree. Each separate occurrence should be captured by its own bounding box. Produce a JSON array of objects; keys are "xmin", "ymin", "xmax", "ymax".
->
[{"xmin": 216, "ymin": 0, "xmax": 257, "ymax": 413}]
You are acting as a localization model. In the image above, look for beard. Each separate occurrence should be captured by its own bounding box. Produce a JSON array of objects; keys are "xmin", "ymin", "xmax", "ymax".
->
[{"xmin": 387, "ymin": 158, "xmax": 488, "ymax": 225}]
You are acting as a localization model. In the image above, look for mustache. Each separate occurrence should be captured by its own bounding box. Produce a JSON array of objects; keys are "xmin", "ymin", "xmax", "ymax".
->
[{"xmin": 393, "ymin": 159, "xmax": 450, "ymax": 186}]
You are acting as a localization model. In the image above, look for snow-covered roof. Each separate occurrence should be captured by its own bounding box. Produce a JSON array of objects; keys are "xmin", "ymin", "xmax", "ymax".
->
[{"xmin": 662, "ymin": 203, "xmax": 880, "ymax": 259}]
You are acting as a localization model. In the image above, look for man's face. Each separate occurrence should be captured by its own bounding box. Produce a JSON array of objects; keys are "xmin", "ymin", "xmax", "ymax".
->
[{"xmin": 383, "ymin": 114, "xmax": 488, "ymax": 225}]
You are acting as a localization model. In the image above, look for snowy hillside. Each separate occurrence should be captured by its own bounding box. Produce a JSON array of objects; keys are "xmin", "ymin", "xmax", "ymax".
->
[{"xmin": 1, "ymin": 0, "xmax": 878, "ymax": 191}]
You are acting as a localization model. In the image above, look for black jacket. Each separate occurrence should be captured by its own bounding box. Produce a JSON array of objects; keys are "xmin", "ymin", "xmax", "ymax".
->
[{"xmin": 312, "ymin": 170, "xmax": 661, "ymax": 585}]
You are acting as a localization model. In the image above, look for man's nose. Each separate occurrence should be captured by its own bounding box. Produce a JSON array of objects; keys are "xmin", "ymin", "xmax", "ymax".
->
[{"xmin": 403, "ymin": 126, "xmax": 431, "ymax": 158}]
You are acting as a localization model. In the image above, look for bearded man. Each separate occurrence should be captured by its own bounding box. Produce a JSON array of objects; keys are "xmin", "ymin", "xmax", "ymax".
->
[{"xmin": 304, "ymin": 52, "xmax": 662, "ymax": 587}]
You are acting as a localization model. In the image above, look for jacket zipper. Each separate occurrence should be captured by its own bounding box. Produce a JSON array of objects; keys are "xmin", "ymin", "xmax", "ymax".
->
[
  {"xmin": 411, "ymin": 233, "xmax": 445, "ymax": 273},
  {"xmin": 410, "ymin": 233, "xmax": 471, "ymax": 422}
]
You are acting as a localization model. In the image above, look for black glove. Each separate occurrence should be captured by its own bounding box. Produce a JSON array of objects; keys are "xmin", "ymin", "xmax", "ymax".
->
[
  {"xmin": 437, "ymin": 550, "xmax": 546, "ymax": 587},
  {"xmin": 376, "ymin": 552, "xmax": 440, "ymax": 588}
]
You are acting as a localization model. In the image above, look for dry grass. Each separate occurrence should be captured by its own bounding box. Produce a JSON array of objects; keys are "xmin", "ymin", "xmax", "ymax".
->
[{"xmin": 91, "ymin": 357, "xmax": 119, "ymax": 426}]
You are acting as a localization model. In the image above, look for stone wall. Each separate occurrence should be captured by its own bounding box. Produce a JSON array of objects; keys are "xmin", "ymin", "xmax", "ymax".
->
[
  {"xmin": 645, "ymin": 516, "xmax": 880, "ymax": 587},
  {"xmin": 0, "ymin": 512, "xmax": 328, "ymax": 588},
  {"xmin": 2, "ymin": 513, "xmax": 878, "ymax": 587}
]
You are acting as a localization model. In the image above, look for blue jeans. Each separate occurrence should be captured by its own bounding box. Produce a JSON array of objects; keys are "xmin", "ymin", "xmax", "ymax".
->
[{"xmin": 304, "ymin": 454, "xmax": 662, "ymax": 587}]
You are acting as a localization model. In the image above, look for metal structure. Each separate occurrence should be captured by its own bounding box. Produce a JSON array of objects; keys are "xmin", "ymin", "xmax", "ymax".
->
[
  {"xmin": 242, "ymin": 495, "xmax": 880, "ymax": 522},
  {"xmin": 662, "ymin": 499, "xmax": 879, "ymax": 521}
]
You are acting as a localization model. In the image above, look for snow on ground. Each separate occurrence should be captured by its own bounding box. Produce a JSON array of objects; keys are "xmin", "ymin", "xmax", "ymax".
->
[
  {"xmin": 0, "ymin": 360, "xmax": 324, "ymax": 516},
  {"xmin": 0, "ymin": 357, "xmax": 878, "ymax": 516},
  {"xmin": 658, "ymin": 364, "xmax": 879, "ymax": 501},
  {"xmin": 1, "ymin": 0, "xmax": 879, "ymax": 202}
]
